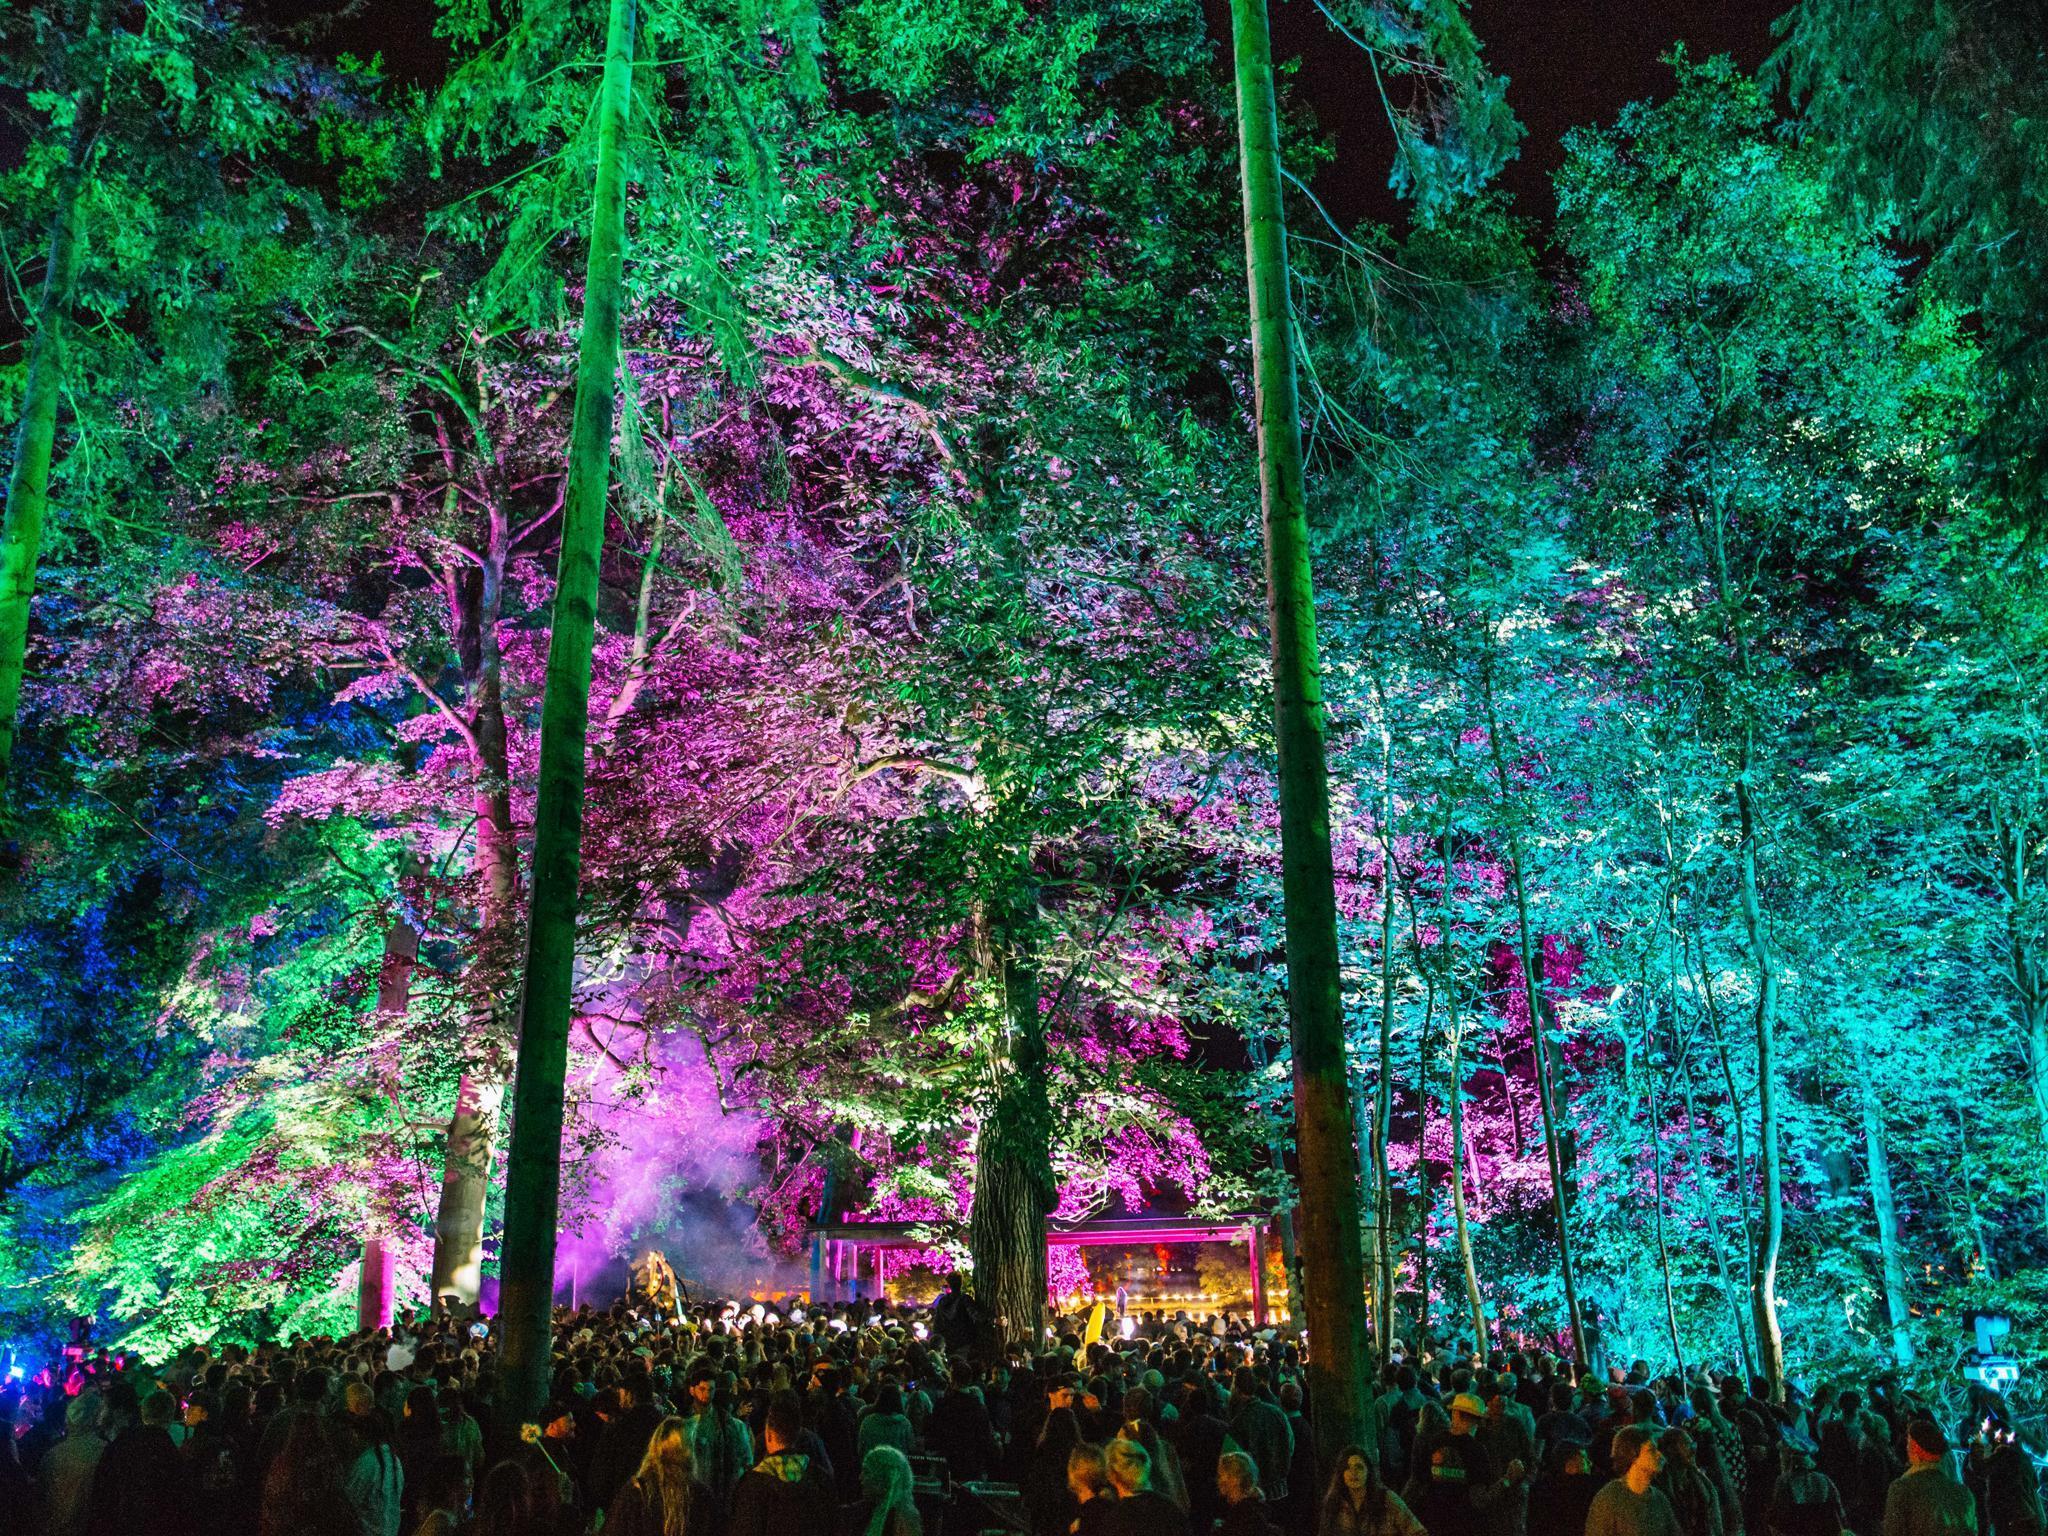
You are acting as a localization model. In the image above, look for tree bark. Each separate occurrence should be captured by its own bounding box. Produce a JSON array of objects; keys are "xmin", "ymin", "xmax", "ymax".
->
[
  {"xmin": 1646, "ymin": 1005, "xmax": 1684, "ymax": 1377},
  {"xmin": 1849, "ymin": 1037, "xmax": 1913, "ymax": 1368},
  {"xmin": 1481, "ymin": 667, "xmax": 1587, "ymax": 1372},
  {"xmin": 1371, "ymin": 730, "xmax": 1398, "ymax": 1355},
  {"xmin": 969, "ymin": 897, "xmax": 1054, "ymax": 1350},
  {"xmin": 1734, "ymin": 737, "xmax": 1786, "ymax": 1400},
  {"xmin": 361, "ymin": 917, "xmax": 419, "ymax": 1330},
  {"xmin": 1229, "ymin": 0, "xmax": 1371, "ymax": 1463},
  {"xmin": 430, "ymin": 465, "xmax": 517, "ymax": 1305},
  {"xmin": 1680, "ymin": 1057, "xmax": 1756, "ymax": 1377},
  {"xmin": 495, "ymin": 0, "xmax": 637, "ymax": 1428},
  {"xmin": 1436, "ymin": 823, "xmax": 1484, "ymax": 1356},
  {"xmin": 0, "ymin": 0, "xmax": 110, "ymax": 803}
]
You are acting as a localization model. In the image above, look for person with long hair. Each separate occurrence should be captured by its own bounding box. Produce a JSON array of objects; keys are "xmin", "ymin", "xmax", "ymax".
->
[
  {"xmin": 1029, "ymin": 1409, "xmax": 1085, "ymax": 1536},
  {"xmin": 846, "ymin": 1445, "xmax": 923, "ymax": 1536},
  {"xmin": 1120, "ymin": 1409, "xmax": 1190, "ymax": 1513},
  {"xmin": 605, "ymin": 1417, "xmax": 712, "ymax": 1536},
  {"xmin": 1069, "ymin": 1444, "xmax": 1117, "ymax": 1536},
  {"xmin": 464, "ymin": 1460, "xmax": 531, "ymax": 1536},
  {"xmin": 1216, "ymin": 1451, "xmax": 1278, "ymax": 1536},
  {"xmin": 1318, "ymin": 1446, "xmax": 1422, "ymax": 1536}
]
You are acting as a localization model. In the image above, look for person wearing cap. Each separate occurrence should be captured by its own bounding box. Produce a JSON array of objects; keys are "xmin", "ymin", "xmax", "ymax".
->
[
  {"xmin": 1402, "ymin": 1392, "xmax": 1524, "ymax": 1536},
  {"xmin": 1586, "ymin": 1424, "xmax": 1677, "ymax": 1536},
  {"xmin": 1884, "ymin": 1421, "xmax": 1976, "ymax": 1536}
]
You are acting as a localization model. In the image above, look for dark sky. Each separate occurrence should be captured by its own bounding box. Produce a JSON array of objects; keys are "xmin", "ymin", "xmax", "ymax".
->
[
  {"xmin": 4, "ymin": 1, "xmax": 1789, "ymax": 224},
  {"xmin": 1262, "ymin": 0, "xmax": 1792, "ymax": 224},
  {"xmin": 292, "ymin": 0, "xmax": 1790, "ymax": 226}
]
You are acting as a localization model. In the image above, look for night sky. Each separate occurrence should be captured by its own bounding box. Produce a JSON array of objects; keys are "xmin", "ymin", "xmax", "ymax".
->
[{"xmin": 268, "ymin": 0, "xmax": 1791, "ymax": 227}]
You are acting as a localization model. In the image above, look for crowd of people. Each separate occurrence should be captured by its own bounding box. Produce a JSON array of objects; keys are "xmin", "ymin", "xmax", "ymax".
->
[{"xmin": 5, "ymin": 1281, "xmax": 2043, "ymax": 1536}]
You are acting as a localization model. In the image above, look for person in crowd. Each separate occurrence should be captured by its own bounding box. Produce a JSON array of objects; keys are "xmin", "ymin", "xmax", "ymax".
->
[
  {"xmin": 1884, "ymin": 1421, "xmax": 1976, "ymax": 1536},
  {"xmin": 845, "ymin": 1444, "xmax": 924, "ymax": 1536},
  {"xmin": 1030, "ymin": 1407, "xmax": 1086, "ymax": 1536},
  {"xmin": 39, "ymin": 1392, "xmax": 105, "ymax": 1536},
  {"xmin": 260, "ymin": 1412, "xmax": 359, "ymax": 1536},
  {"xmin": 1217, "ymin": 1449, "xmax": 1278, "ymax": 1536},
  {"xmin": 605, "ymin": 1416, "xmax": 712, "ymax": 1536},
  {"xmin": 689, "ymin": 1370, "xmax": 759, "ymax": 1512},
  {"xmin": 1967, "ymin": 1414, "xmax": 2045, "ymax": 1536},
  {"xmin": 731, "ymin": 1391, "xmax": 839, "ymax": 1536},
  {"xmin": 929, "ymin": 1357, "xmax": 1001, "ymax": 1485},
  {"xmin": 1070, "ymin": 1443, "xmax": 1118, "ymax": 1536},
  {"xmin": 1404, "ymin": 1391, "xmax": 1523, "ymax": 1536},
  {"xmin": 1536, "ymin": 1382, "xmax": 1592, "ymax": 1467},
  {"xmin": 1530, "ymin": 1436, "xmax": 1602, "ymax": 1536},
  {"xmin": 85, "ymin": 1384, "xmax": 193, "ymax": 1536},
  {"xmin": 1659, "ymin": 1427, "xmax": 1725, "ymax": 1536},
  {"xmin": 1764, "ymin": 1441, "xmax": 1848, "ymax": 1536},
  {"xmin": 1317, "ymin": 1445, "xmax": 1423, "ymax": 1536},
  {"xmin": 1120, "ymin": 1389, "xmax": 1190, "ymax": 1511},
  {"xmin": 340, "ymin": 1380, "xmax": 405, "ymax": 1536},
  {"xmin": 1588, "ymin": 1424, "xmax": 1679, "ymax": 1536},
  {"xmin": 1376, "ymin": 1368, "xmax": 1426, "ymax": 1491},
  {"xmin": 592, "ymin": 1371, "xmax": 668, "ymax": 1514},
  {"xmin": 1228, "ymin": 1368, "xmax": 1296, "ymax": 1515},
  {"xmin": 1277, "ymin": 1382, "xmax": 1319, "ymax": 1536},
  {"xmin": 410, "ymin": 1454, "xmax": 473, "ymax": 1536},
  {"xmin": 861, "ymin": 1382, "xmax": 918, "ymax": 1462},
  {"xmin": 1104, "ymin": 1436, "xmax": 1192, "ymax": 1536}
]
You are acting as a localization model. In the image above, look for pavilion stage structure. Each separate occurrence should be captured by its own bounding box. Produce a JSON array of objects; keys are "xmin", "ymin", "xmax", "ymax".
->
[{"xmin": 805, "ymin": 1214, "xmax": 1276, "ymax": 1325}]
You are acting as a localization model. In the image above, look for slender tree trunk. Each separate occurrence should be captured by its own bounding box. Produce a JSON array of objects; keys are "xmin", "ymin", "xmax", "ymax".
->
[
  {"xmin": 0, "ymin": 1, "xmax": 109, "ymax": 803},
  {"xmin": 1440, "ymin": 823, "xmax": 1487, "ymax": 1354},
  {"xmin": 1229, "ymin": 0, "xmax": 1370, "ymax": 1461},
  {"xmin": 970, "ymin": 895, "xmax": 1054, "ymax": 1349},
  {"xmin": 1448, "ymin": 1012, "xmax": 1487, "ymax": 1355},
  {"xmin": 1247, "ymin": 1029, "xmax": 1308, "ymax": 1332},
  {"xmin": 1692, "ymin": 945, "xmax": 1759, "ymax": 1315},
  {"xmin": 1680, "ymin": 1058, "xmax": 1755, "ymax": 1377},
  {"xmin": 1954, "ymin": 1105, "xmax": 2000, "ymax": 1282},
  {"xmin": 1415, "ymin": 972, "xmax": 1432, "ymax": 1352},
  {"xmin": 431, "ymin": 492, "xmax": 517, "ymax": 1305},
  {"xmin": 495, "ymin": 0, "xmax": 637, "ymax": 1428},
  {"xmin": 1372, "ymin": 730, "xmax": 1398, "ymax": 1355},
  {"xmin": 1849, "ymin": 1037, "xmax": 1913, "ymax": 1368},
  {"xmin": 1734, "ymin": 737, "xmax": 1786, "ymax": 1399},
  {"xmin": 1645, "ymin": 1006, "xmax": 1684, "ymax": 1376},
  {"xmin": 360, "ymin": 917, "xmax": 419, "ymax": 1330},
  {"xmin": 1481, "ymin": 667, "xmax": 1587, "ymax": 1371}
]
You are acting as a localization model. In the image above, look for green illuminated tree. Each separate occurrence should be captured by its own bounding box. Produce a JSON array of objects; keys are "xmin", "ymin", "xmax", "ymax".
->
[
  {"xmin": 1558, "ymin": 54, "xmax": 1974, "ymax": 1395},
  {"xmin": 0, "ymin": 0, "xmax": 362, "ymax": 814}
]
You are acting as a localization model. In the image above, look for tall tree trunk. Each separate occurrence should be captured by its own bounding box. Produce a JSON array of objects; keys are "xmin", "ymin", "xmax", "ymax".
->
[
  {"xmin": 1448, "ymin": 1012, "xmax": 1487, "ymax": 1355},
  {"xmin": 1246, "ymin": 1028, "xmax": 1308, "ymax": 1332},
  {"xmin": 1371, "ymin": 731, "xmax": 1398, "ymax": 1355},
  {"xmin": 0, "ymin": 0, "xmax": 110, "ymax": 803},
  {"xmin": 360, "ymin": 917, "xmax": 420, "ymax": 1330},
  {"xmin": 1440, "ymin": 823, "xmax": 1487, "ymax": 1354},
  {"xmin": 970, "ymin": 895, "xmax": 1054, "ymax": 1350},
  {"xmin": 1680, "ymin": 1058, "xmax": 1756, "ymax": 1377},
  {"xmin": 1734, "ymin": 738, "xmax": 1786, "ymax": 1399},
  {"xmin": 1229, "ymin": 0, "xmax": 1370, "ymax": 1462},
  {"xmin": 1645, "ymin": 1009, "xmax": 1684, "ymax": 1377},
  {"xmin": 1482, "ymin": 668, "xmax": 1587, "ymax": 1371},
  {"xmin": 1849, "ymin": 1036, "xmax": 1913, "ymax": 1368},
  {"xmin": 1414, "ymin": 971, "xmax": 1432, "ymax": 1352},
  {"xmin": 431, "ymin": 485, "xmax": 517, "ymax": 1304},
  {"xmin": 495, "ymin": 0, "xmax": 636, "ymax": 1428}
]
